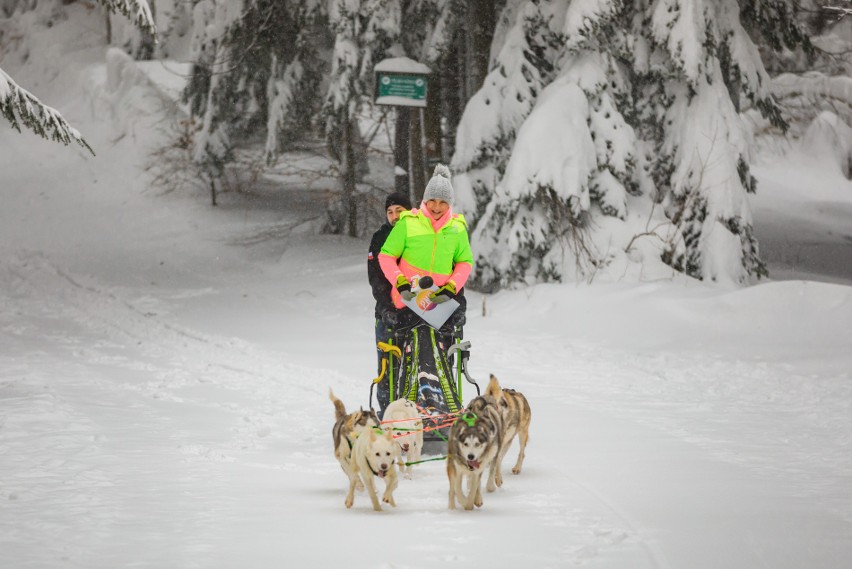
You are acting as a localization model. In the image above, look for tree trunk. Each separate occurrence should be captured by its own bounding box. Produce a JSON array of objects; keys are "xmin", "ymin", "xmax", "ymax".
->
[
  {"xmin": 394, "ymin": 108, "xmax": 410, "ymax": 196},
  {"xmin": 409, "ymin": 107, "xmax": 426, "ymax": 203},
  {"xmin": 344, "ymin": 117, "xmax": 358, "ymax": 238},
  {"xmin": 465, "ymin": 0, "xmax": 494, "ymax": 99},
  {"xmin": 424, "ymin": 76, "xmax": 443, "ymax": 166}
]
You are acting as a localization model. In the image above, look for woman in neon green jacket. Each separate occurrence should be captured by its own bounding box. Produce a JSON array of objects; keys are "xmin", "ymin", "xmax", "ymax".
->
[{"xmin": 378, "ymin": 164, "xmax": 473, "ymax": 311}]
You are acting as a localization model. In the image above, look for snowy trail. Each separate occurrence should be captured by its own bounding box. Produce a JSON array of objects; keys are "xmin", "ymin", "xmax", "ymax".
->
[
  {"xmin": 1, "ymin": 248, "xmax": 652, "ymax": 568},
  {"xmin": 4, "ymin": 239, "xmax": 851, "ymax": 567}
]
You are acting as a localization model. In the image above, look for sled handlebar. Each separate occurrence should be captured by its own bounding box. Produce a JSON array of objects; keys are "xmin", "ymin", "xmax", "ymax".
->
[
  {"xmin": 448, "ymin": 341, "xmax": 479, "ymax": 396},
  {"xmin": 376, "ymin": 342, "xmax": 402, "ymax": 359}
]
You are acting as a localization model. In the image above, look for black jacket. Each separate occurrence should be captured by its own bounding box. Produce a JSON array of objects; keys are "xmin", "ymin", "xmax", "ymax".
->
[{"xmin": 368, "ymin": 222, "xmax": 394, "ymax": 318}]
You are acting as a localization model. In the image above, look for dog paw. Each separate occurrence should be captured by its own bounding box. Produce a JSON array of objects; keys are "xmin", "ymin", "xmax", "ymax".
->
[{"xmin": 512, "ymin": 467, "xmax": 522, "ymax": 475}]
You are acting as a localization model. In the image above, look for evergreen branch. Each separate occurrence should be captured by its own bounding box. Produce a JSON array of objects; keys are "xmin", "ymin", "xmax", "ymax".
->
[
  {"xmin": 823, "ymin": 5, "xmax": 852, "ymax": 20},
  {"xmin": 0, "ymin": 68, "xmax": 95, "ymax": 155},
  {"xmin": 97, "ymin": 0, "xmax": 157, "ymax": 40}
]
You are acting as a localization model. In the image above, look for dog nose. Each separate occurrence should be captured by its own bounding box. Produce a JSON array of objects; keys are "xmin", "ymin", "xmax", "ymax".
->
[
  {"xmin": 402, "ymin": 443, "xmax": 409, "ymax": 452},
  {"xmin": 467, "ymin": 454, "xmax": 475, "ymax": 461},
  {"xmin": 381, "ymin": 463, "xmax": 388, "ymax": 471}
]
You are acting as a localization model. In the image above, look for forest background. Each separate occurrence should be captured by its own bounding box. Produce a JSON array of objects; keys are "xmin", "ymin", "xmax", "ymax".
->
[{"xmin": 2, "ymin": 0, "xmax": 851, "ymax": 291}]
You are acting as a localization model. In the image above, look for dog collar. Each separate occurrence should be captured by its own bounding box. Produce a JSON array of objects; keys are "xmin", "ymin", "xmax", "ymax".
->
[{"xmin": 367, "ymin": 458, "xmax": 394, "ymax": 477}]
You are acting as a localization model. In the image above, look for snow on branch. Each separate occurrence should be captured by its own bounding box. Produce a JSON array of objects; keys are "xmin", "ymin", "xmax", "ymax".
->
[
  {"xmin": 823, "ymin": 5, "xmax": 852, "ymax": 20},
  {"xmin": 0, "ymin": 68, "xmax": 94, "ymax": 155},
  {"xmin": 97, "ymin": 0, "xmax": 157, "ymax": 40}
]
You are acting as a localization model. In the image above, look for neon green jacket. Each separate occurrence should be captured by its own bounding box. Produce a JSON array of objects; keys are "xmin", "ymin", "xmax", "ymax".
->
[{"xmin": 378, "ymin": 208, "xmax": 473, "ymax": 307}]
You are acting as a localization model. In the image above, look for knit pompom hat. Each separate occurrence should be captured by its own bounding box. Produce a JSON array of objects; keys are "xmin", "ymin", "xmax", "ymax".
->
[{"xmin": 422, "ymin": 164, "xmax": 454, "ymax": 205}]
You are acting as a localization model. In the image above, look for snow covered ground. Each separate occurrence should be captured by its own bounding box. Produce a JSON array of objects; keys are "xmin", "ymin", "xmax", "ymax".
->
[{"xmin": 2, "ymin": 13, "xmax": 852, "ymax": 569}]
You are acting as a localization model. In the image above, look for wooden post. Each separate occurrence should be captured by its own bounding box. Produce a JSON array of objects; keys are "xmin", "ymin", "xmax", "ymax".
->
[
  {"xmin": 394, "ymin": 109, "xmax": 410, "ymax": 196},
  {"xmin": 409, "ymin": 107, "xmax": 426, "ymax": 203}
]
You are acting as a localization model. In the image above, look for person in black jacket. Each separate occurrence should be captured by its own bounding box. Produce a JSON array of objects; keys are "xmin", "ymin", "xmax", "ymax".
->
[{"xmin": 368, "ymin": 192, "xmax": 411, "ymax": 416}]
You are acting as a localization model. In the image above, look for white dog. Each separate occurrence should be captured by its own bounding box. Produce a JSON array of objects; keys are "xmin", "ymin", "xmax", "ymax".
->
[
  {"xmin": 347, "ymin": 427, "xmax": 401, "ymax": 511},
  {"xmin": 381, "ymin": 398, "xmax": 423, "ymax": 478}
]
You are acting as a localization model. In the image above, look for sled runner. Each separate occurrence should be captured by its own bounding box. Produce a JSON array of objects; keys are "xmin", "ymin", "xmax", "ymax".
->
[{"xmin": 370, "ymin": 277, "xmax": 479, "ymax": 454}]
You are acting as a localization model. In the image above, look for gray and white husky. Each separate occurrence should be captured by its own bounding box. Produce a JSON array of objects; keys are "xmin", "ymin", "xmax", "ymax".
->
[{"xmin": 446, "ymin": 392, "xmax": 503, "ymax": 510}]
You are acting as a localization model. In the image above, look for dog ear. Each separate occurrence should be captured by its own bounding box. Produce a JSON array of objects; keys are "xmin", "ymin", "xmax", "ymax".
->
[{"xmin": 368, "ymin": 427, "xmax": 377, "ymax": 441}]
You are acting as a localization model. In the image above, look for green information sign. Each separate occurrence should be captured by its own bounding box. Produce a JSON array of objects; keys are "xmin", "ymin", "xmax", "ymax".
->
[{"xmin": 375, "ymin": 73, "xmax": 428, "ymax": 108}]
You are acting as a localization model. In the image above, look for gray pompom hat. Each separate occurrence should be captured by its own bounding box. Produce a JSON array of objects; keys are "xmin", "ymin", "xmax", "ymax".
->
[{"xmin": 423, "ymin": 164, "xmax": 454, "ymax": 205}]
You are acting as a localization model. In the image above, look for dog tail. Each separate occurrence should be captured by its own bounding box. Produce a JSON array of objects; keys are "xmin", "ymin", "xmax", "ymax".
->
[
  {"xmin": 486, "ymin": 374, "xmax": 504, "ymax": 401},
  {"xmin": 328, "ymin": 388, "xmax": 347, "ymax": 421}
]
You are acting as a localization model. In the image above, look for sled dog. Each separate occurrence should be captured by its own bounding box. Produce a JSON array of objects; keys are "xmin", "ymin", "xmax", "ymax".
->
[
  {"xmin": 485, "ymin": 374, "xmax": 531, "ymax": 489},
  {"xmin": 329, "ymin": 389, "xmax": 380, "ymax": 495},
  {"xmin": 446, "ymin": 393, "xmax": 502, "ymax": 510},
  {"xmin": 348, "ymin": 426, "xmax": 401, "ymax": 511},
  {"xmin": 381, "ymin": 398, "xmax": 423, "ymax": 479}
]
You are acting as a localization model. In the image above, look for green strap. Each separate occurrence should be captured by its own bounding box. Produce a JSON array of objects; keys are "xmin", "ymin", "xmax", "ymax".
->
[{"xmin": 404, "ymin": 455, "xmax": 447, "ymax": 466}]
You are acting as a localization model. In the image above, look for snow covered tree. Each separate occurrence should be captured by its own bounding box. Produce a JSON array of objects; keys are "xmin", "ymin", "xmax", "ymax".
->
[
  {"xmin": 452, "ymin": 0, "xmax": 567, "ymax": 220},
  {"xmin": 323, "ymin": 0, "xmax": 400, "ymax": 236},
  {"xmin": 456, "ymin": 0, "xmax": 647, "ymax": 289},
  {"xmin": 456, "ymin": 0, "xmax": 814, "ymax": 289},
  {"xmin": 0, "ymin": 0, "xmax": 155, "ymax": 153},
  {"xmin": 182, "ymin": 0, "xmax": 327, "ymax": 204},
  {"xmin": 633, "ymin": 0, "xmax": 795, "ymax": 282}
]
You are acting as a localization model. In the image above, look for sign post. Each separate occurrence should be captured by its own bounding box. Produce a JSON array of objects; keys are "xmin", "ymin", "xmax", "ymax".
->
[{"xmin": 375, "ymin": 58, "xmax": 432, "ymax": 202}]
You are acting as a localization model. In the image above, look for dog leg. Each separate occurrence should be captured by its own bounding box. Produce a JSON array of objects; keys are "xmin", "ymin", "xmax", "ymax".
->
[
  {"xmin": 486, "ymin": 458, "xmax": 498, "ymax": 493},
  {"xmin": 408, "ymin": 441, "xmax": 420, "ymax": 480},
  {"xmin": 512, "ymin": 427, "xmax": 528, "ymax": 474},
  {"xmin": 345, "ymin": 474, "xmax": 357, "ymax": 508},
  {"xmin": 466, "ymin": 472, "xmax": 483, "ymax": 510},
  {"xmin": 382, "ymin": 470, "xmax": 398, "ymax": 507},
  {"xmin": 447, "ymin": 462, "xmax": 457, "ymax": 510},
  {"xmin": 495, "ymin": 434, "xmax": 514, "ymax": 488},
  {"xmin": 361, "ymin": 472, "xmax": 383, "ymax": 512}
]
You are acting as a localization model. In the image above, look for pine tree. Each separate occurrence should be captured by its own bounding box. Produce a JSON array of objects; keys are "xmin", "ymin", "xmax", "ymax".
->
[
  {"xmin": 184, "ymin": 0, "xmax": 327, "ymax": 184},
  {"xmin": 452, "ymin": 0, "xmax": 568, "ymax": 219},
  {"xmin": 459, "ymin": 0, "xmax": 813, "ymax": 288},
  {"xmin": 323, "ymin": 0, "xmax": 400, "ymax": 236},
  {"xmin": 459, "ymin": 0, "xmax": 647, "ymax": 289},
  {"xmin": 632, "ymin": 0, "xmax": 800, "ymax": 283}
]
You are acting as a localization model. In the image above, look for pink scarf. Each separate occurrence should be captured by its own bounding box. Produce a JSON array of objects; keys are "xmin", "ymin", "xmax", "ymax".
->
[{"xmin": 418, "ymin": 203, "xmax": 453, "ymax": 232}]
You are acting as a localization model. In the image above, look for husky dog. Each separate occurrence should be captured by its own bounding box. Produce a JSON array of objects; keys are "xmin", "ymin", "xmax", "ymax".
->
[
  {"xmin": 329, "ymin": 389, "xmax": 380, "ymax": 495},
  {"xmin": 347, "ymin": 427, "xmax": 401, "ymax": 511},
  {"xmin": 381, "ymin": 398, "xmax": 423, "ymax": 479},
  {"xmin": 486, "ymin": 374, "xmax": 531, "ymax": 489},
  {"xmin": 446, "ymin": 393, "xmax": 502, "ymax": 510}
]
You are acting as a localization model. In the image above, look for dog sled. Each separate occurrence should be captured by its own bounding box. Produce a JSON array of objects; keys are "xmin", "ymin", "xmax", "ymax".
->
[{"xmin": 370, "ymin": 277, "xmax": 479, "ymax": 454}]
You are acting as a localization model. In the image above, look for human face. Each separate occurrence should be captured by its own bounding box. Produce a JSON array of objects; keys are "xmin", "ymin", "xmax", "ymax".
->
[
  {"xmin": 386, "ymin": 204, "xmax": 406, "ymax": 226},
  {"xmin": 425, "ymin": 199, "xmax": 449, "ymax": 218}
]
